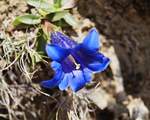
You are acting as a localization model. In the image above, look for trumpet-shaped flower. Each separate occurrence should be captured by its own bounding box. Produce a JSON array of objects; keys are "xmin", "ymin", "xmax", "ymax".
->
[{"xmin": 41, "ymin": 28, "xmax": 110, "ymax": 92}]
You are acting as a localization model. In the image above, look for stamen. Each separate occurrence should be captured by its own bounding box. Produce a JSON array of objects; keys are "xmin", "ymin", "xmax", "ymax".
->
[
  {"xmin": 75, "ymin": 63, "xmax": 80, "ymax": 70},
  {"xmin": 68, "ymin": 55, "xmax": 80, "ymax": 70}
]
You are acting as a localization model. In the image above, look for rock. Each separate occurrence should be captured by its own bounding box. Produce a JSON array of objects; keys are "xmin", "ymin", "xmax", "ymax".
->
[
  {"xmin": 86, "ymin": 88, "xmax": 115, "ymax": 110},
  {"xmin": 127, "ymin": 98, "xmax": 149, "ymax": 120}
]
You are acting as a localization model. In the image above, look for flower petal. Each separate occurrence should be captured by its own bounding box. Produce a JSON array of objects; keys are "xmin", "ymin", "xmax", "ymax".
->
[
  {"xmin": 72, "ymin": 46, "xmax": 110, "ymax": 72},
  {"xmin": 51, "ymin": 32, "xmax": 77, "ymax": 49},
  {"xmin": 51, "ymin": 61, "xmax": 61, "ymax": 71},
  {"xmin": 58, "ymin": 73, "xmax": 73, "ymax": 90},
  {"xmin": 40, "ymin": 70, "xmax": 64, "ymax": 89},
  {"xmin": 87, "ymin": 53, "xmax": 110, "ymax": 72},
  {"xmin": 69, "ymin": 70, "xmax": 86, "ymax": 92},
  {"xmin": 83, "ymin": 68, "xmax": 93, "ymax": 82},
  {"xmin": 82, "ymin": 28, "xmax": 100, "ymax": 52},
  {"xmin": 46, "ymin": 44, "xmax": 70, "ymax": 62}
]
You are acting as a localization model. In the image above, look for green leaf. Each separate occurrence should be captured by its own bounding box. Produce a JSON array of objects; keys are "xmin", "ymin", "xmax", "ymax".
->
[
  {"xmin": 52, "ymin": 10, "xmax": 68, "ymax": 21},
  {"xmin": 63, "ymin": 13, "xmax": 78, "ymax": 27},
  {"xmin": 34, "ymin": 53, "xmax": 42, "ymax": 63},
  {"xmin": 38, "ymin": 9, "xmax": 49, "ymax": 16},
  {"xmin": 61, "ymin": 0, "xmax": 75, "ymax": 9},
  {"xmin": 27, "ymin": 0, "xmax": 50, "ymax": 9},
  {"xmin": 29, "ymin": 50, "xmax": 42, "ymax": 68},
  {"xmin": 36, "ymin": 29, "xmax": 47, "ymax": 55},
  {"xmin": 54, "ymin": 0, "xmax": 62, "ymax": 8},
  {"xmin": 29, "ymin": 51, "xmax": 35, "ymax": 68},
  {"xmin": 13, "ymin": 14, "xmax": 41, "ymax": 26},
  {"xmin": 27, "ymin": 0, "xmax": 57, "ymax": 13}
]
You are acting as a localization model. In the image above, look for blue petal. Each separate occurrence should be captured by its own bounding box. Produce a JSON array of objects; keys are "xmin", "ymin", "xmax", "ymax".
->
[
  {"xmin": 83, "ymin": 68, "xmax": 93, "ymax": 82},
  {"xmin": 69, "ymin": 70, "xmax": 86, "ymax": 92},
  {"xmin": 58, "ymin": 73, "xmax": 73, "ymax": 90},
  {"xmin": 51, "ymin": 61, "xmax": 61, "ymax": 71},
  {"xmin": 46, "ymin": 44, "xmax": 70, "ymax": 62},
  {"xmin": 87, "ymin": 53, "xmax": 110, "ymax": 72},
  {"xmin": 40, "ymin": 70, "xmax": 64, "ymax": 89},
  {"xmin": 51, "ymin": 32, "xmax": 77, "ymax": 49},
  {"xmin": 72, "ymin": 46, "xmax": 110, "ymax": 72},
  {"xmin": 82, "ymin": 28, "xmax": 100, "ymax": 52}
]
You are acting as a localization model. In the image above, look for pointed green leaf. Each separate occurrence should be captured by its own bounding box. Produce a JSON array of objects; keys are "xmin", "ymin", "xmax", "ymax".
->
[
  {"xmin": 61, "ymin": 0, "xmax": 76, "ymax": 9},
  {"xmin": 63, "ymin": 13, "xmax": 78, "ymax": 27},
  {"xmin": 54, "ymin": 0, "xmax": 62, "ymax": 8},
  {"xmin": 27, "ymin": 0, "xmax": 50, "ymax": 9},
  {"xmin": 52, "ymin": 10, "xmax": 68, "ymax": 21},
  {"xmin": 36, "ymin": 29, "xmax": 47, "ymax": 55},
  {"xmin": 13, "ymin": 14, "xmax": 41, "ymax": 26},
  {"xmin": 27, "ymin": 0, "xmax": 57, "ymax": 13}
]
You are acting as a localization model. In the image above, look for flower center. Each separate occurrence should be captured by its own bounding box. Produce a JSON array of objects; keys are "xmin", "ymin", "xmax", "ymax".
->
[{"xmin": 68, "ymin": 55, "xmax": 80, "ymax": 70}]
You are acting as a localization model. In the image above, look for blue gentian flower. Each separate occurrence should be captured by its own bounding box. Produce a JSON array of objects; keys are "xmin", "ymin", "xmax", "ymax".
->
[{"xmin": 41, "ymin": 28, "xmax": 110, "ymax": 92}]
